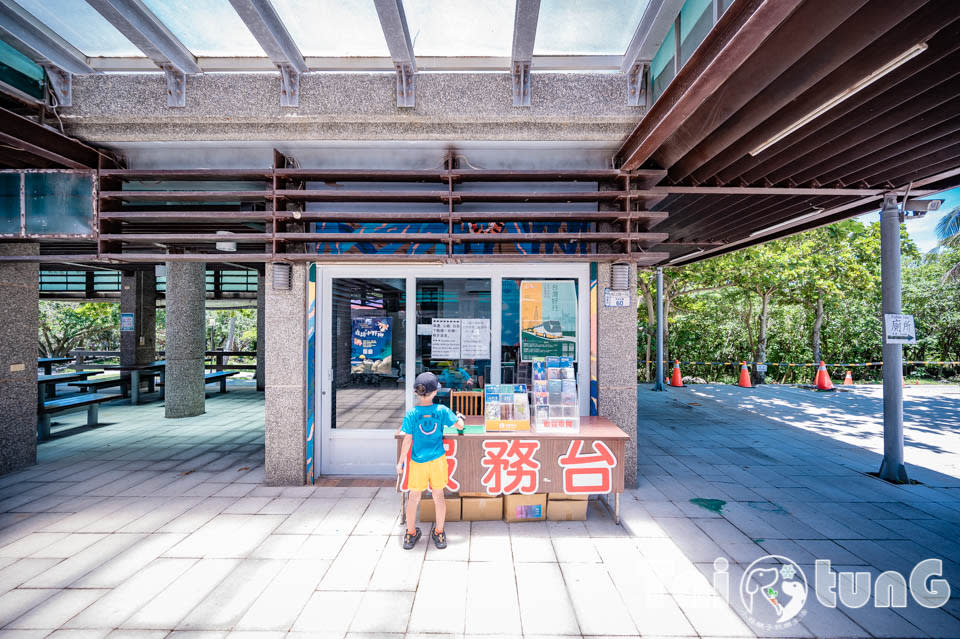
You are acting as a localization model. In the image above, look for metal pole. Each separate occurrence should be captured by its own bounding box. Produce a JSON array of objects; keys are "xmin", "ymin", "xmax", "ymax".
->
[
  {"xmin": 653, "ymin": 267, "xmax": 665, "ymax": 391},
  {"xmin": 878, "ymin": 194, "xmax": 908, "ymax": 483}
]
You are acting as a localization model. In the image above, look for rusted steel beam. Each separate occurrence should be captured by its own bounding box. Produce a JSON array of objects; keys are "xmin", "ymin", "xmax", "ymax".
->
[
  {"xmin": 274, "ymin": 189, "xmax": 637, "ymax": 202},
  {"xmin": 648, "ymin": 186, "xmax": 882, "ymax": 196},
  {"xmin": 99, "ymin": 190, "xmax": 271, "ymax": 201},
  {"xmin": 0, "ymin": 107, "xmax": 103, "ymax": 168},
  {"xmin": 98, "ymin": 210, "xmax": 271, "ymax": 221},
  {"xmin": 614, "ymin": 0, "xmax": 799, "ymax": 170},
  {"xmin": 277, "ymin": 232, "xmax": 671, "ymax": 244},
  {"xmin": 99, "ymin": 233, "xmax": 272, "ymax": 242},
  {"xmin": 98, "ymin": 169, "xmax": 273, "ymax": 180}
]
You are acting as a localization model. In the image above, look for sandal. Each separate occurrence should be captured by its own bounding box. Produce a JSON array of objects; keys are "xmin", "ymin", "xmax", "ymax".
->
[
  {"xmin": 431, "ymin": 526, "xmax": 447, "ymax": 549},
  {"xmin": 403, "ymin": 527, "xmax": 421, "ymax": 550}
]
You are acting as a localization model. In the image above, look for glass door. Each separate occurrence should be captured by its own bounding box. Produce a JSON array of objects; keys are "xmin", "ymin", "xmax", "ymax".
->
[{"xmin": 317, "ymin": 264, "xmax": 590, "ymax": 476}]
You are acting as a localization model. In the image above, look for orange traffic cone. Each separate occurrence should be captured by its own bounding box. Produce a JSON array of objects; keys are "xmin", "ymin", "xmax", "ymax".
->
[
  {"xmin": 737, "ymin": 361, "xmax": 752, "ymax": 388},
  {"xmin": 843, "ymin": 370, "xmax": 853, "ymax": 385},
  {"xmin": 670, "ymin": 360, "xmax": 684, "ymax": 387},
  {"xmin": 815, "ymin": 361, "xmax": 834, "ymax": 391},
  {"xmin": 813, "ymin": 364, "xmax": 824, "ymax": 387}
]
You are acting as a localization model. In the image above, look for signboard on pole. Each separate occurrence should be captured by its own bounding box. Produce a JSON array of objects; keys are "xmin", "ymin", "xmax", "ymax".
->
[
  {"xmin": 120, "ymin": 313, "xmax": 135, "ymax": 332},
  {"xmin": 603, "ymin": 288, "xmax": 631, "ymax": 307},
  {"xmin": 520, "ymin": 280, "xmax": 577, "ymax": 361},
  {"xmin": 884, "ymin": 314, "xmax": 917, "ymax": 344}
]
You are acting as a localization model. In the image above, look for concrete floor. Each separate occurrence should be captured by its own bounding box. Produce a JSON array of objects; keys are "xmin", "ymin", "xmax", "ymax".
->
[{"xmin": 0, "ymin": 384, "xmax": 958, "ymax": 637}]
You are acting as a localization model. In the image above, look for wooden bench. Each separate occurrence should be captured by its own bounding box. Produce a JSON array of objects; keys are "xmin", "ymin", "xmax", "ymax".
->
[
  {"xmin": 206, "ymin": 370, "xmax": 238, "ymax": 393},
  {"xmin": 38, "ymin": 393, "xmax": 122, "ymax": 440},
  {"xmin": 68, "ymin": 376, "xmax": 131, "ymax": 397}
]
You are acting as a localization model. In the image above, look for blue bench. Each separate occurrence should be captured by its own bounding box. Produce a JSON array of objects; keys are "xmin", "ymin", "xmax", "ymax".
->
[{"xmin": 38, "ymin": 393, "xmax": 122, "ymax": 440}]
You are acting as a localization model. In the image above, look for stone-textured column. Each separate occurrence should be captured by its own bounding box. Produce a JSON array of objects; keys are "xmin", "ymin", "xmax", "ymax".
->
[
  {"xmin": 0, "ymin": 243, "xmax": 38, "ymax": 475},
  {"xmin": 598, "ymin": 262, "xmax": 639, "ymax": 488},
  {"xmin": 164, "ymin": 261, "xmax": 206, "ymax": 418},
  {"xmin": 255, "ymin": 272, "xmax": 265, "ymax": 391},
  {"xmin": 120, "ymin": 269, "xmax": 157, "ymax": 366},
  {"xmin": 265, "ymin": 262, "xmax": 307, "ymax": 485}
]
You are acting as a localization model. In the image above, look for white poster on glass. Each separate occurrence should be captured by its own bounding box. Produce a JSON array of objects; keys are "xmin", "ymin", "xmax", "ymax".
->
[
  {"xmin": 431, "ymin": 318, "xmax": 461, "ymax": 359},
  {"xmin": 460, "ymin": 318, "xmax": 490, "ymax": 359}
]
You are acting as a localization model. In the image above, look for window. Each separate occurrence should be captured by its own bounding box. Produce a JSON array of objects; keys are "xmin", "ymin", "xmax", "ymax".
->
[
  {"xmin": 679, "ymin": 0, "xmax": 713, "ymax": 65},
  {"xmin": 650, "ymin": 22, "xmax": 675, "ymax": 103},
  {"xmin": 13, "ymin": 0, "xmax": 142, "ymax": 57},
  {"xmin": 270, "ymin": 0, "xmax": 391, "ymax": 57},
  {"xmin": 403, "ymin": 0, "xmax": 514, "ymax": 57}
]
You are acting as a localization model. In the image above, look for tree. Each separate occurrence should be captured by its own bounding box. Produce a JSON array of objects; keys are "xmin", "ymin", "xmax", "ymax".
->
[
  {"xmin": 38, "ymin": 302, "xmax": 120, "ymax": 358},
  {"xmin": 934, "ymin": 205, "xmax": 960, "ymax": 281}
]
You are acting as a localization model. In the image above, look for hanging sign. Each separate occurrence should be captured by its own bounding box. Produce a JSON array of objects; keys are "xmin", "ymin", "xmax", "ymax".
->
[
  {"xmin": 120, "ymin": 313, "xmax": 135, "ymax": 332},
  {"xmin": 884, "ymin": 314, "xmax": 917, "ymax": 344},
  {"xmin": 431, "ymin": 318, "xmax": 461, "ymax": 359},
  {"xmin": 460, "ymin": 318, "xmax": 490, "ymax": 359},
  {"xmin": 520, "ymin": 280, "xmax": 578, "ymax": 361}
]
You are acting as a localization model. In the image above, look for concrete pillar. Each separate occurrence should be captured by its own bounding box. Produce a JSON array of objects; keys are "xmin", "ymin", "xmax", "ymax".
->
[
  {"xmin": 265, "ymin": 262, "xmax": 307, "ymax": 485},
  {"xmin": 598, "ymin": 262, "xmax": 639, "ymax": 488},
  {"xmin": 120, "ymin": 269, "xmax": 157, "ymax": 366},
  {"xmin": 164, "ymin": 261, "xmax": 206, "ymax": 418},
  {"xmin": 0, "ymin": 242, "xmax": 38, "ymax": 475},
  {"xmin": 255, "ymin": 272, "xmax": 265, "ymax": 391}
]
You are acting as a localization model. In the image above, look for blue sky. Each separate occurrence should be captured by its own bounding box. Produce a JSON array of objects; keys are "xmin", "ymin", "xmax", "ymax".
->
[{"xmin": 857, "ymin": 186, "xmax": 960, "ymax": 252}]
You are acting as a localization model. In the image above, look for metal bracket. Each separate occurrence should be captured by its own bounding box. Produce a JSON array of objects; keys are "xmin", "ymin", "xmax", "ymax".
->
[
  {"xmin": 512, "ymin": 60, "xmax": 531, "ymax": 107},
  {"xmin": 626, "ymin": 62, "xmax": 647, "ymax": 107},
  {"xmin": 395, "ymin": 63, "xmax": 414, "ymax": 108},
  {"xmin": 43, "ymin": 65, "xmax": 72, "ymax": 107},
  {"xmin": 279, "ymin": 63, "xmax": 299, "ymax": 107},
  {"xmin": 163, "ymin": 64, "xmax": 186, "ymax": 107}
]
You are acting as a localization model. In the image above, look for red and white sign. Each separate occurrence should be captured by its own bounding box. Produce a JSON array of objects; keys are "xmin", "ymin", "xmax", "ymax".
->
[
  {"xmin": 557, "ymin": 440, "xmax": 617, "ymax": 494},
  {"xmin": 480, "ymin": 439, "xmax": 541, "ymax": 495}
]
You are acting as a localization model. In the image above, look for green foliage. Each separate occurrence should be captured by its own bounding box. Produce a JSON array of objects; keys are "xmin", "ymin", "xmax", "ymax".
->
[
  {"xmin": 640, "ymin": 219, "xmax": 960, "ymax": 383},
  {"xmin": 38, "ymin": 302, "xmax": 120, "ymax": 357}
]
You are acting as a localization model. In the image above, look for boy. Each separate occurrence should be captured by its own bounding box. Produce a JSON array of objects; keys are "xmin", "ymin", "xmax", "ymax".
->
[{"xmin": 396, "ymin": 371, "xmax": 464, "ymax": 550}]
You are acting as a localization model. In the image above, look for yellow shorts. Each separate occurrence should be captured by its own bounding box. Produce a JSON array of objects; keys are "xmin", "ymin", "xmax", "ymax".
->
[{"xmin": 408, "ymin": 456, "xmax": 448, "ymax": 492}]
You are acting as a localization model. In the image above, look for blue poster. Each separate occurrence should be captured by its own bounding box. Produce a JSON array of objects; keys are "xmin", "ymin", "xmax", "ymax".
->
[
  {"xmin": 351, "ymin": 317, "xmax": 393, "ymax": 374},
  {"xmin": 120, "ymin": 313, "xmax": 134, "ymax": 332}
]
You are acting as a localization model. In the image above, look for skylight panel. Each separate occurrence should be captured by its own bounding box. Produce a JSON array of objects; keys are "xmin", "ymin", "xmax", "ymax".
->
[
  {"xmin": 270, "ymin": 0, "xmax": 391, "ymax": 57},
  {"xmin": 403, "ymin": 0, "xmax": 514, "ymax": 57},
  {"xmin": 534, "ymin": 0, "xmax": 651, "ymax": 56},
  {"xmin": 13, "ymin": 0, "xmax": 142, "ymax": 57},
  {"xmin": 142, "ymin": 0, "xmax": 266, "ymax": 57}
]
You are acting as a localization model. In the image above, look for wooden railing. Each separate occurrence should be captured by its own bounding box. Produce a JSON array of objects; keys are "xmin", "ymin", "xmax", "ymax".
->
[{"xmin": 70, "ymin": 349, "xmax": 258, "ymax": 372}]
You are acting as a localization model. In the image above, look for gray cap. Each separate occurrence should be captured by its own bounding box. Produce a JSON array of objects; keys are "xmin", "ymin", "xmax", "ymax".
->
[{"xmin": 414, "ymin": 371, "xmax": 440, "ymax": 396}]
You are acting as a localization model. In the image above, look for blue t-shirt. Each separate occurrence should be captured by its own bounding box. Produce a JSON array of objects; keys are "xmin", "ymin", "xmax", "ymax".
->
[{"xmin": 401, "ymin": 404, "xmax": 458, "ymax": 463}]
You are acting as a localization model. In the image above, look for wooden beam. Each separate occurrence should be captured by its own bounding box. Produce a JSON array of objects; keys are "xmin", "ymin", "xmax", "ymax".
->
[{"xmin": 614, "ymin": 0, "xmax": 800, "ymax": 170}]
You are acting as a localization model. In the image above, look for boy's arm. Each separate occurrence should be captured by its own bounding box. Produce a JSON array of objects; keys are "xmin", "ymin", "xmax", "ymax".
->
[{"xmin": 397, "ymin": 434, "xmax": 412, "ymax": 475}]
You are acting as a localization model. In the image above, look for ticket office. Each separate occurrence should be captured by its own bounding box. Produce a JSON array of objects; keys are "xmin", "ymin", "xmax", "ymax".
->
[{"xmin": 316, "ymin": 263, "xmax": 591, "ymax": 475}]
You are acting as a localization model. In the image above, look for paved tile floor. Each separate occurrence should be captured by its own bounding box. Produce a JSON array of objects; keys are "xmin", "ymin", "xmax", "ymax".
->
[{"xmin": 0, "ymin": 384, "xmax": 958, "ymax": 638}]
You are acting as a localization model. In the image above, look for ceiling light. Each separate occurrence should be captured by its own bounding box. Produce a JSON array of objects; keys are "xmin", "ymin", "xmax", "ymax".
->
[
  {"xmin": 749, "ymin": 210, "xmax": 822, "ymax": 238},
  {"xmin": 750, "ymin": 42, "xmax": 928, "ymax": 157}
]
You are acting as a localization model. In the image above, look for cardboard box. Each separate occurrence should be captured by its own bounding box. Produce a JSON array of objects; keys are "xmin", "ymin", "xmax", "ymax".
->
[
  {"xmin": 547, "ymin": 498, "xmax": 588, "ymax": 521},
  {"xmin": 503, "ymin": 493, "xmax": 546, "ymax": 522},
  {"xmin": 548, "ymin": 493, "xmax": 588, "ymax": 501},
  {"xmin": 419, "ymin": 495, "xmax": 460, "ymax": 522},
  {"xmin": 460, "ymin": 491, "xmax": 489, "ymax": 498},
  {"xmin": 461, "ymin": 496, "xmax": 503, "ymax": 521}
]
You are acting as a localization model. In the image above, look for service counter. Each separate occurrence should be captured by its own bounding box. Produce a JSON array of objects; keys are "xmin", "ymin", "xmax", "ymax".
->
[{"xmin": 395, "ymin": 416, "xmax": 629, "ymax": 524}]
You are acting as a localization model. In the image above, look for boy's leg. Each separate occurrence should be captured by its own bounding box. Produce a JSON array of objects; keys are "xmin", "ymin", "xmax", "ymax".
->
[
  {"xmin": 406, "ymin": 490, "xmax": 421, "ymax": 535},
  {"xmin": 431, "ymin": 490, "xmax": 446, "ymax": 533}
]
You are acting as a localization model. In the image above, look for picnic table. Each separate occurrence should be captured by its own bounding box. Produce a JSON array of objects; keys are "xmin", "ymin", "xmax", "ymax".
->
[
  {"xmin": 37, "ymin": 371, "xmax": 99, "ymax": 402},
  {"xmin": 101, "ymin": 360, "xmax": 166, "ymax": 404},
  {"xmin": 38, "ymin": 357, "xmax": 73, "ymax": 375}
]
